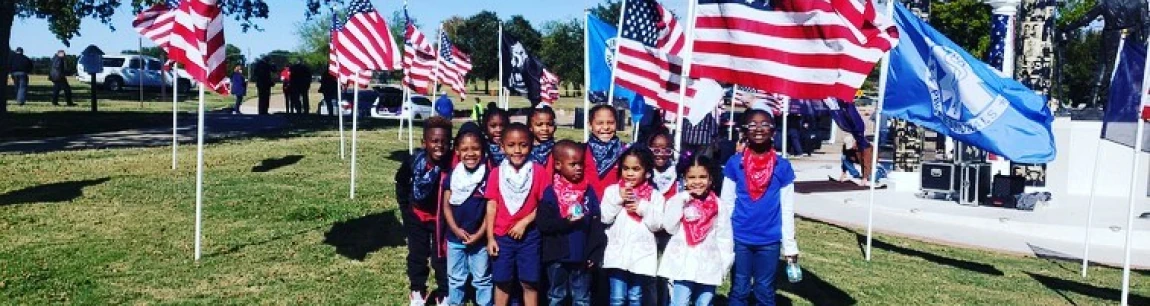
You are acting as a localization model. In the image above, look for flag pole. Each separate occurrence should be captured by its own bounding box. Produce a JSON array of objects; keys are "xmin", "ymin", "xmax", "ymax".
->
[
  {"xmin": 334, "ymin": 5, "xmax": 346, "ymax": 160},
  {"xmin": 865, "ymin": 0, "xmax": 897, "ymax": 262},
  {"xmin": 672, "ymin": 0, "xmax": 698, "ymax": 160},
  {"xmin": 1120, "ymin": 24, "xmax": 1150, "ymax": 306},
  {"xmin": 498, "ymin": 24, "xmax": 505, "ymax": 109},
  {"xmin": 405, "ymin": 85, "xmax": 414, "ymax": 153},
  {"xmin": 781, "ymin": 96, "xmax": 790, "ymax": 158},
  {"xmin": 350, "ymin": 75, "xmax": 360, "ymax": 199},
  {"xmin": 139, "ymin": 37, "xmax": 145, "ymax": 107},
  {"xmin": 606, "ymin": 0, "xmax": 628, "ymax": 122},
  {"xmin": 1082, "ymin": 30, "xmax": 1127, "ymax": 277},
  {"xmin": 172, "ymin": 63, "xmax": 179, "ymax": 170},
  {"xmin": 193, "ymin": 82, "xmax": 205, "ymax": 261},
  {"xmin": 583, "ymin": 9, "xmax": 592, "ymax": 142},
  {"xmin": 432, "ymin": 24, "xmax": 443, "ymax": 115}
]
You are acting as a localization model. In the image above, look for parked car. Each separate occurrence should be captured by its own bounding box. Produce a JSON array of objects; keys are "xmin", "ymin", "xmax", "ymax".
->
[
  {"xmin": 76, "ymin": 54, "xmax": 196, "ymax": 92},
  {"xmin": 340, "ymin": 84, "xmax": 434, "ymax": 120}
]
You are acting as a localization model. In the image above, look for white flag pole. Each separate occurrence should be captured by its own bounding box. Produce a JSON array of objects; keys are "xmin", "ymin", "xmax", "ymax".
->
[
  {"xmin": 350, "ymin": 75, "xmax": 360, "ymax": 199},
  {"xmin": 193, "ymin": 82, "xmax": 205, "ymax": 261},
  {"xmin": 781, "ymin": 96, "xmax": 790, "ymax": 158},
  {"xmin": 498, "ymin": 24, "xmax": 505, "ymax": 110},
  {"xmin": 583, "ymin": 9, "xmax": 592, "ymax": 142},
  {"xmin": 1082, "ymin": 31, "xmax": 1127, "ymax": 277},
  {"xmin": 729, "ymin": 86, "xmax": 738, "ymax": 141},
  {"xmin": 606, "ymin": 0, "xmax": 628, "ymax": 120},
  {"xmin": 139, "ymin": 38, "xmax": 144, "ymax": 107},
  {"xmin": 172, "ymin": 63, "xmax": 179, "ymax": 170},
  {"xmin": 672, "ymin": 0, "xmax": 698, "ymax": 160},
  {"xmin": 865, "ymin": 0, "xmax": 897, "ymax": 262},
  {"xmin": 1120, "ymin": 25, "xmax": 1150, "ymax": 306},
  {"xmin": 334, "ymin": 5, "xmax": 346, "ymax": 160},
  {"xmin": 405, "ymin": 85, "xmax": 414, "ymax": 154},
  {"xmin": 431, "ymin": 24, "xmax": 443, "ymax": 115}
]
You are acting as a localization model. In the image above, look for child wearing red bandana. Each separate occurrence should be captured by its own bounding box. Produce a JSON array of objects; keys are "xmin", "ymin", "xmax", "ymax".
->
[
  {"xmin": 658, "ymin": 154, "xmax": 732, "ymax": 306},
  {"xmin": 537, "ymin": 140, "xmax": 604, "ymax": 305},
  {"xmin": 600, "ymin": 146, "xmax": 665, "ymax": 306},
  {"xmin": 720, "ymin": 109, "xmax": 798, "ymax": 306}
]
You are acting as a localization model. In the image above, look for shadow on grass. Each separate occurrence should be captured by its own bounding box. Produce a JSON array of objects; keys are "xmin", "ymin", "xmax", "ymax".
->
[
  {"xmin": 0, "ymin": 177, "xmax": 111, "ymax": 206},
  {"xmin": 208, "ymin": 224, "xmax": 325, "ymax": 258},
  {"xmin": 1027, "ymin": 272, "xmax": 1150, "ymax": 305},
  {"xmin": 711, "ymin": 264, "xmax": 857, "ymax": 306},
  {"xmin": 322, "ymin": 211, "xmax": 405, "ymax": 261},
  {"xmin": 801, "ymin": 217, "xmax": 1004, "ymax": 276},
  {"xmin": 251, "ymin": 155, "xmax": 304, "ymax": 172}
]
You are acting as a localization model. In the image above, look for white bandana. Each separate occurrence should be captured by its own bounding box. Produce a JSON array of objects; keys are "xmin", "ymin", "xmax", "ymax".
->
[
  {"xmin": 499, "ymin": 160, "xmax": 535, "ymax": 215},
  {"xmin": 449, "ymin": 164, "xmax": 487, "ymax": 205},
  {"xmin": 653, "ymin": 164, "xmax": 678, "ymax": 193}
]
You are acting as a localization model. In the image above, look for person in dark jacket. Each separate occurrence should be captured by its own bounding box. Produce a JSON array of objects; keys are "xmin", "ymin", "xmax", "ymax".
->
[
  {"xmin": 538, "ymin": 140, "xmax": 604, "ymax": 306},
  {"xmin": 395, "ymin": 117, "xmax": 453, "ymax": 305},
  {"xmin": 9, "ymin": 47, "xmax": 32, "ymax": 106},
  {"xmin": 49, "ymin": 50, "xmax": 74, "ymax": 106},
  {"xmin": 317, "ymin": 72, "xmax": 338, "ymax": 116},
  {"xmin": 229, "ymin": 65, "xmax": 247, "ymax": 114},
  {"xmin": 253, "ymin": 59, "xmax": 273, "ymax": 115},
  {"xmin": 288, "ymin": 60, "xmax": 313, "ymax": 114}
]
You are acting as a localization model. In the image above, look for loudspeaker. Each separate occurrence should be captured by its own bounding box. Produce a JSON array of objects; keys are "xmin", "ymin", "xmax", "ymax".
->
[{"xmin": 990, "ymin": 175, "xmax": 1026, "ymax": 208}]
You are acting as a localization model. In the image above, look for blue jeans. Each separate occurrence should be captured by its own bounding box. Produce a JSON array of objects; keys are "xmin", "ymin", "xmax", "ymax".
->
[
  {"xmin": 729, "ymin": 242, "xmax": 781, "ymax": 306},
  {"xmin": 608, "ymin": 269, "xmax": 650, "ymax": 306},
  {"xmin": 546, "ymin": 262, "xmax": 591, "ymax": 306},
  {"xmin": 446, "ymin": 240, "xmax": 492, "ymax": 306},
  {"xmin": 841, "ymin": 155, "xmax": 862, "ymax": 179},
  {"xmin": 671, "ymin": 281, "xmax": 715, "ymax": 306},
  {"xmin": 12, "ymin": 73, "xmax": 28, "ymax": 105}
]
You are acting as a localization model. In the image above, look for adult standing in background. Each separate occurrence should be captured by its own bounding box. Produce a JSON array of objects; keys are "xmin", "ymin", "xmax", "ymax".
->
[
  {"xmin": 253, "ymin": 59, "xmax": 274, "ymax": 115},
  {"xmin": 49, "ymin": 50, "xmax": 75, "ymax": 106},
  {"xmin": 230, "ymin": 65, "xmax": 247, "ymax": 115},
  {"xmin": 289, "ymin": 60, "xmax": 313, "ymax": 114},
  {"xmin": 8, "ymin": 47, "xmax": 32, "ymax": 106},
  {"xmin": 279, "ymin": 66, "xmax": 292, "ymax": 113},
  {"xmin": 317, "ymin": 72, "xmax": 338, "ymax": 116}
]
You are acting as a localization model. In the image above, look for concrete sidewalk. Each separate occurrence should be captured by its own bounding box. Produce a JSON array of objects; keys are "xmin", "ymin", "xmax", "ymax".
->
[{"xmin": 789, "ymin": 156, "xmax": 1150, "ymax": 268}]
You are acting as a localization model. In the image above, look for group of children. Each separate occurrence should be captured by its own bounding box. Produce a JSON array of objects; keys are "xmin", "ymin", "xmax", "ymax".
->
[{"xmin": 395, "ymin": 104, "xmax": 799, "ymax": 306}]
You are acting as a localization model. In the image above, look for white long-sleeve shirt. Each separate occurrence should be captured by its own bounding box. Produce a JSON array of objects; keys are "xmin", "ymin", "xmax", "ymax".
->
[
  {"xmin": 601, "ymin": 184, "xmax": 665, "ymax": 276},
  {"xmin": 657, "ymin": 192, "xmax": 734, "ymax": 286}
]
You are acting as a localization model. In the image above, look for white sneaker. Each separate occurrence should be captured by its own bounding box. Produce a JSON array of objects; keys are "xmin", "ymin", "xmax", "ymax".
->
[{"xmin": 408, "ymin": 291, "xmax": 426, "ymax": 306}]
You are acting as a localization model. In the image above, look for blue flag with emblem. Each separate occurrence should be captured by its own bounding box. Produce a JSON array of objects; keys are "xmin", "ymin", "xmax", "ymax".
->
[
  {"xmin": 881, "ymin": 2, "xmax": 1055, "ymax": 164},
  {"xmin": 587, "ymin": 14, "xmax": 636, "ymax": 105}
]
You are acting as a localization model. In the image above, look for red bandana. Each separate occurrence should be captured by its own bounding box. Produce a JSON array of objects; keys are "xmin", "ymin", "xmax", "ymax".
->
[
  {"xmin": 682, "ymin": 192, "xmax": 719, "ymax": 247},
  {"xmin": 742, "ymin": 150, "xmax": 778, "ymax": 201},
  {"xmin": 622, "ymin": 181, "xmax": 654, "ymax": 222},
  {"xmin": 553, "ymin": 174, "xmax": 587, "ymax": 218}
]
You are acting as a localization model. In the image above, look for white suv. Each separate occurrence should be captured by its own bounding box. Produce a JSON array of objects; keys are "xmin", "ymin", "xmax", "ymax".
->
[{"xmin": 76, "ymin": 54, "xmax": 197, "ymax": 92}]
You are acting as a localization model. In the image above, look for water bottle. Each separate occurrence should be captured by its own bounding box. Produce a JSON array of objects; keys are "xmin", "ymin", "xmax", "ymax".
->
[
  {"xmin": 786, "ymin": 258, "xmax": 803, "ymax": 283},
  {"xmin": 569, "ymin": 204, "xmax": 584, "ymax": 219}
]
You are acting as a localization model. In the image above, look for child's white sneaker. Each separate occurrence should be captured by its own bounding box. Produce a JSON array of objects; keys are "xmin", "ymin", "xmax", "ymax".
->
[{"xmin": 408, "ymin": 291, "xmax": 426, "ymax": 306}]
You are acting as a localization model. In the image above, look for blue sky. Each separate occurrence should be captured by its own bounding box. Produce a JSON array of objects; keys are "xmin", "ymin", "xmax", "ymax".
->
[{"xmin": 11, "ymin": 0, "xmax": 689, "ymax": 58}]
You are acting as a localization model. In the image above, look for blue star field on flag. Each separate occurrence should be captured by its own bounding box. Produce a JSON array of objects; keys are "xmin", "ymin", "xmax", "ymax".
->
[
  {"xmin": 440, "ymin": 33, "xmax": 457, "ymax": 64},
  {"xmin": 988, "ymin": 14, "xmax": 1010, "ymax": 70},
  {"xmin": 621, "ymin": 0, "xmax": 662, "ymax": 47}
]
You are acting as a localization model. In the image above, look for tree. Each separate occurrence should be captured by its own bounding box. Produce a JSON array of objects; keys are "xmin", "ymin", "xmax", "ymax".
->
[
  {"xmin": 226, "ymin": 44, "xmax": 246, "ymax": 67},
  {"xmin": 502, "ymin": 15, "xmax": 542, "ymax": 53},
  {"xmin": 261, "ymin": 50, "xmax": 297, "ymax": 70},
  {"xmin": 591, "ymin": 0, "xmax": 623, "ymax": 26},
  {"xmin": 929, "ymin": 0, "xmax": 992, "ymax": 59},
  {"xmin": 294, "ymin": 11, "xmax": 336, "ymax": 71},
  {"xmin": 0, "ymin": 0, "xmax": 340, "ymax": 115},
  {"xmin": 540, "ymin": 18, "xmax": 583, "ymax": 95},
  {"xmin": 457, "ymin": 11, "xmax": 500, "ymax": 93}
]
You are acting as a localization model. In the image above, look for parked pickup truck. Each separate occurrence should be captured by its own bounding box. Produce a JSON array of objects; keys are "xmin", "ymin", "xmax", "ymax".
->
[{"xmin": 76, "ymin": 54, "xmax": 197, "ymax": 92}]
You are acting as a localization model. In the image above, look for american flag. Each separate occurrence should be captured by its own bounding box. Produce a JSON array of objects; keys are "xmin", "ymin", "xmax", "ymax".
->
[
  {"xmin": 168, "ymin": 0, "xmax": 228, "ymax": 95},
  {"xmin": 133, "ymin": 0, "xmax": 180, "ymax": 52},
  {"xmin": 690, "ymin": 0, "xmax": 899, "ymax": 102},
  {"xmin": 987, "ymin": 14, "xmax": 1010, "ymax": 71},
  {"xmin": 335, "ymin": 0, "xmax": 401, "ymax": 86},
  {"xmin": 434, "ymin": 32, "xmax": 473, "ymax": 99},
  {"xmin": 540, "ymin": 67, "xmax": 560, "ymax": 103},
  {"xmin": 402, "ymin": 9, "xmax": 435, "ymax": 95},
  {"xmin": 734, "ymin": 85, "xmax": 784, "ymax": 114},
  {"xmin": 613, "ymin": 0, "xmax": 696, "ymax": 115},
  {"xmin": 328, "ymin": 9, "xmax": 342, "ymax": 78}
]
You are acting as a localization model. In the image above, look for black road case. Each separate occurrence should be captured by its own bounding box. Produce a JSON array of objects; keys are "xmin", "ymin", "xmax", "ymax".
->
[
  {"xmin": 959, "ymin": 163, "xmax": 992, "ymax": 206},
  {"xmin": 921, "ymin": 162, "xmax": 957, "ymax": 195}
]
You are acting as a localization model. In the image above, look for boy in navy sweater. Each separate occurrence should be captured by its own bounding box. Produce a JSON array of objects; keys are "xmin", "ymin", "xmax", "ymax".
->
[
  {"xmin": 538, "ymin": 140, "xmax": 604, "ymax": 306},
  {"xmin": 396, "ymin": 117, "xmax": 453, "ymax": 305}
]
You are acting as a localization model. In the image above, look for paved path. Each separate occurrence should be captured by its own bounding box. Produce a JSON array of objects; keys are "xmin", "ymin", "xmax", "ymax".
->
[{"xmin": 0, "ymin": 113, "xmax": 289, "ymax": 154}]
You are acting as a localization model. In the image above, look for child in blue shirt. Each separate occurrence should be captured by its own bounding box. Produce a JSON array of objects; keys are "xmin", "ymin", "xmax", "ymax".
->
[{"xmin": 441, "ymin": 123, "xmax": 494, "ymax": 306}]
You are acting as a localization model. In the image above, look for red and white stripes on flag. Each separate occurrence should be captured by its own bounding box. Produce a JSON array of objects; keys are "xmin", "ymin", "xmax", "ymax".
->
[
  {"xmin": 403, "ymin": 21, "xmax": 435, "ymax": 95},
  {"xmin": 434, "ymin": 32, "xmax": 473, "ymax": 99},
  {"xmin": 540, "ymin": 68, "xmax": 560, "ymax": 103},
  {"xmin": 613, "ymin": 0, "xmax": 697, "ymax": 115},
  {"xmin": 335, "ymin": 0, "xmax": 401, "ymax": 87},
  {"xmin": 690, "ymin": 0, "xmax": 899, "ymax": 102},
  {"xmin": 734, "ymin": 85, "xmax": 785, "ymax": 115},
  {"xmin": 133, "ymin": 0, "xmax": 180, "ymax": 52},
  {"xmin": 328, "ymin": 11, "xmax": 342, "ymax": 79},
  {"xmin": 169, "ymin": 0, "xmax": 228, "ymax": 95}
]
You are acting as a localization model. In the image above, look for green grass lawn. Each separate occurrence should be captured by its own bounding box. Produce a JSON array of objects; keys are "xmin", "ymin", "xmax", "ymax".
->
[{"xmin": 1, "ymin": 95, "xmax": 1148, "ymax": 304}]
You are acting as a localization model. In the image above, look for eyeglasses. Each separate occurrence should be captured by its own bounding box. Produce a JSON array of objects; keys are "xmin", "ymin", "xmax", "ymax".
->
[
  {"xmin": 651, "ymin": 148, "xmax": 675, "ymax": 156},
  {"xmin": 743, "ymin": 122, "xmax": 773, "ymax": 130}
]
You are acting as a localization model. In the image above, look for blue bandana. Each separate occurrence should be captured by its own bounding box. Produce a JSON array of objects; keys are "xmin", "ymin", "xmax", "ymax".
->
[
  {"xmin": 530, "ymin": 140, "xmax": 555, "ymax": 165},
  {"xmin": 588, "ymin": 137, "xmax": 622, "ymax": 178},
  {"xmin": 411, "ymin": 150, "xmax": 441, "ymax": 202},
  {"xmin": 487, "ymin": 143, "xmax": 506, "ymax": 166}
]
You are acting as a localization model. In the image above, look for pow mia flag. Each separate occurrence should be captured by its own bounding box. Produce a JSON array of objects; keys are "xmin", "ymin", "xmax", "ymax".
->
[{"xmin": 501, "ymin": 32, "xmax": 544, "ymax": 105}]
